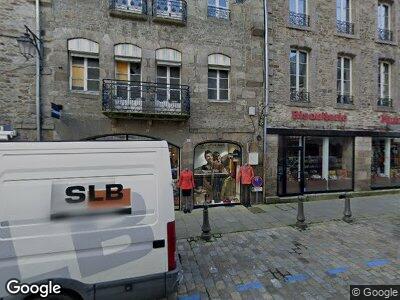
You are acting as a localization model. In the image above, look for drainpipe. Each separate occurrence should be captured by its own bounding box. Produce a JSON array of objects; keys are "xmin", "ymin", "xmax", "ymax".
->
[
  {"xmin": 263, "ymin": 0, "xmax": 269, "ymax": 202},
  {"xmin": 35, "ymin": 0, "xmax": 42, "ymax": 142}
]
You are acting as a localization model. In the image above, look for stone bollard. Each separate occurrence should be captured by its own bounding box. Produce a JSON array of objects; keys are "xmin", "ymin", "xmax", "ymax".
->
[
  {"xmin": 340, "ymin": 193, "xmax": 353, "ymax": 223},
  {"xmin": 296, "ymin": 195, "xmax": 307, "ymax": 230},
  {"xmin": 201, "ymin": 202, "xmax": 212, "ymax": 241}
]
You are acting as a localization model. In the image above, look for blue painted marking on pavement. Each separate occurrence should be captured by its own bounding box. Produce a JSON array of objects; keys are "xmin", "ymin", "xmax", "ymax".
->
[
  {"xmin": 366, "ymin": 259, "xmax": 390, "ymax": 268},
  {"xmin": 326, "ymin": 267, "xmax": 349, "ymax": 276},
  {"xmin": 236, "ymin": 280, "xmax": 263, "ymax": 292},
  {"xmin": 178, "ymin": 294, "xmax": 201, "ymax": 300},
  {"xmin": 284, "ymin": 274, "xmax": 309, "ymax": 283}
]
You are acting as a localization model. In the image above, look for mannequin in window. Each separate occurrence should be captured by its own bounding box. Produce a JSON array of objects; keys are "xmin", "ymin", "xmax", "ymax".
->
[
  {"xmin": 237, "ymin": 162, "xmax": 254, "ymax": 207},
  {"xmin": 178, "ymin": 168, "xmax": 195, "ymax": 213}
]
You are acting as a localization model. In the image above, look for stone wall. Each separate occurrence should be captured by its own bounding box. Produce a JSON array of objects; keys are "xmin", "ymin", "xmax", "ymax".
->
[
  {"xmin": 0, "ymin": 0, "xmax": 37, "ymax": 140},
  {"xmin": 267, "ymin": 0, "xmax": 400, "ymax": 132}
]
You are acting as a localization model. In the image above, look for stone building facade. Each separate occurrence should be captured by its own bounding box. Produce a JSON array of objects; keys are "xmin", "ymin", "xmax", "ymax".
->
[
  {"xmin": 265, "ymin": 0, "xmax": 400, "ymax": 198},
  {"xmin": 0, "ymin": 0, "xmax": 266, "ymax": 207}
]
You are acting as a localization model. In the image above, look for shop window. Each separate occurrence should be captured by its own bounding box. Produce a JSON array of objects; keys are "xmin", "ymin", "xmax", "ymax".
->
[
  {"xmin": 193, "ymin": 142, "xmax": 241, "ymax": 206},
  {"xmin": 371, "ymin": 138, "xmax": 400, "ymax": 188},
  {"xmin": 278, "ymin": 136, "xmax": 354, "ymax": 196}
]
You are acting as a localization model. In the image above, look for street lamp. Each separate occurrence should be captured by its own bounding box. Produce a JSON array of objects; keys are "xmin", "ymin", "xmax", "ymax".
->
[
  {"xmin": 17, "ymin": 25, "xmax": 42, "ymax": 60},
  {"xmin": 16, "ymin": 23, "xmax": 43, "ymax": 142}
]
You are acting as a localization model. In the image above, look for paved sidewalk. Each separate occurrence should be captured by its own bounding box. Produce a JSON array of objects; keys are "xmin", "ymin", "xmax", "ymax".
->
[
  {"xmin": 175, "ymin": 215, "xmax": 400, "ymax": 300},
  {"xmin": 175, "ymin": 194, "xmax": 400, "ymax": 240}
]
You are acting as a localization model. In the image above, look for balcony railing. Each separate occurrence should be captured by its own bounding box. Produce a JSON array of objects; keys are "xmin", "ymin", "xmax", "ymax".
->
[
  {"xmin": 336, "ymin": 20, "xmax": 354, "ymax": 35},
  {"xmin": 102, "ymin": 79, "xmax": 190, "ymax": 119},
  {"xmin": 208, "ymin": 6, "xmax": 230, "ymax": 20},
  {"xmin": 289, "ymin": 12, "xmax": 310, "ymax": 27},
  {"xmin": 377, "ymin": 97, "xmax": 393, "ymax": 107},
  {"xmin": 290, "ymin": 90, "xmax": 310, "ymax": 103},
  {"xmin": 152, "ymin": 0, "xmax": 187, "ymax": 24},
  {"xmin": 109, "ymin": 0, "xmax": 147, "ymax": 15},
  {"xmin": 337, "ymin": 94, "xmax": 354, "ymax": 105},
  {"xmin": 378, "ymin": 28, "xmax": 393, "ymax": 41}
]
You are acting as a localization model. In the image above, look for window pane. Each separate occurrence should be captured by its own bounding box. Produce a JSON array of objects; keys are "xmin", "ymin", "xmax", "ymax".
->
[
  {"xmin": 208, "ymin": 69, "xmax": 217, "ymax": 78},
  {"xmin": 170, "ymin": 67, "xmax": 180, "ymax": 78},
  {"xmin": 208, "ymin": 0, "xmax": 216, "ymax": 5},
  {"xmin": 337, "ymin": 79, "xmax": 342, "ymax": 93},
  {"xmin": 220, "ymin": 78, "xmax": 228, "ymax": 89},
  {"xmin": 130, "ymin": 74, "xmax": 141, "ymax": 83},
  {"xmin": 220, "ymin": 90, "xmax": 229, "ymax": 100},
  {"xmin": 72, "ymin": 65, "xmax": 84, "ymax": 81},
  {"xmin": 208, "ymin": 77, "xmax": 217, "ymax": 89},
  {"xmin": 299, "ymin": 52, "xmax": 307, "ymax": 64},
  {"xmin": 299, "ymin": 75, "xmax": 306, "ymax": 89},
  {"xmin": 130, "ymin": 63, "xmax": 141, "ymax": 75},
  {"xmin": 290, "ymin": 51, "xmax": 297, "ymax": 63},
  {"xmin": 343, "ymin": 68, "xmax": 350, "ymax": 81},
  {"xmin": 290, "ymin": 62, "xmax": 296, "ymax": 76},
  {"xmin": 157, "ymin": 89, "xmax": 167, "ymax": 101},
  {"xmin": 344, "ymin": 58, "xmax": 350, "ymax": 69},
  {"xmin": 299, "ymin": 63, "xmax": 307, "ymax": 77},
  {"xmin": 170, "ymin": 78, "xmax": 180, "ymax": 86},
  {"xmin": 208, "ymin": 89, "xmax": 217, "ymax": 100},
  {"xmin": 290, "ymin": 75, "xmax": 297, "ymax": 89},
  {"xmin": 219, "ymin": 0, "xmax": 227, "ymax": 8},
  {"xmin": 157, "ymin": 66, "xmax": 167, "ymax": 77},
  {"xmin": 298, "ymin": 0, "xmax": 306, "ymax": 14},
  {"xmin": 87, "ymin": 80, "xmax": 99, "ymax": 91},
  {"xmin": 170, "ymin": 90, "xmax": 181, "ymax": 102},
  {"xmin": 87, "ymin": 58, "xmax": 99, "ymax": 68},
  {"xmin": 72, "ymin": 57, "xmax": 84, "ymax": 66},
  {"xmin": 88, "ymin": 68, "xmax": 99, "ymax": 80},
  {"xmin": 290, "ymin": 0, "xmax": 296, "ymax": 12},
  {"xmin": 219, "ymin": 70, "xmax": 229, "ymax": 79},
  {"xmin": 157, "ymin": 77, "xmax": 167, "ymax": 84},
  {"xmin": 116, "ymin": 61, "xmax": 128, "ymax": 79},
  {"xmin": 72, "ymin": 79, "xmax": 84, "ymax": 90},
  {"xmin": 344, "ymin": 80, "xmax": 351, "ymax": 94}
]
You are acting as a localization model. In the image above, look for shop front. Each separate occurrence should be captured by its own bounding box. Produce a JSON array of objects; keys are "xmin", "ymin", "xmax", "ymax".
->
[
  {"xmin": 83, "ymin": 133, "xmax": 182, "ymax": 209},
  {"xmin": 193, "ymin": 141, "xmax": 242, "ymax": 207},
  {"xmin": 277, "ymin": 135, "xmax": 354, "ymax": 196}
]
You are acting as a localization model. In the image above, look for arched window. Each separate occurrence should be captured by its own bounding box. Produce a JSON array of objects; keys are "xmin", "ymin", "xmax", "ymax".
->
[
  {"xmin": 68, "ymin": 38, "xmax": 100, "ymax": 92},
  {"xmin": 208, "ymin": 54, "xmax": 230, "ymax": 101}
]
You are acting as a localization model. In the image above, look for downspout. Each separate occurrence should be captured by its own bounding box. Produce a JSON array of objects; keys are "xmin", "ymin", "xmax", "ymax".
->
[
  {"xmin": 263, "ymin": 0, "xmax": 269, "ymax": 202},
  {"xmin": 35, "ymin": 0, "xmax": 42, "ymax": 141}
]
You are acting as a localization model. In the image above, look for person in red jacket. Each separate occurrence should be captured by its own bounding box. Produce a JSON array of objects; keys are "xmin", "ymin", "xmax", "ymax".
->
[
  {"xmin": 178, "ymin": 168, "xmax": 195, "ymax": 213},
  {"xmin": 237, "ymin": 163, "xmax": 254, "ymax": 207}
]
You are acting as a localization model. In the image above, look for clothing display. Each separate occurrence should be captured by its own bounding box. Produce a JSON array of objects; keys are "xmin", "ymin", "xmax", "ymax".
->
[
  {"xmin": 237, "ymin": 164, "xmax": 254, "ymax": 185},
  {"xmin": 220, "ymin": 176, "xmax": 236, "ymax": 199},
  {"xmin": 178, "ymin": 169, "xmax": 195, "ymax": 190}
]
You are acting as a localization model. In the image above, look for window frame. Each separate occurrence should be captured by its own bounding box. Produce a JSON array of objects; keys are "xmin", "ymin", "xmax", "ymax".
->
[
  {"xmin": 378, "ymin": 3, "xmax": 390, "ymax": 30},
  {"xmin": 115, "ymin": 60, "xmax": 143, "ymax": 100},
  {"xmin": 379, "ymin": 61, "xmax": 391, "ymax": 99},
  {"xmin": 337, "ymin": 56, "xmax": 352, "ymax": 100},
  {"xmin": 208, "ymin": 67, "xmax": 230, "ymax": 102},
  {"xmin": 290, "ymin": 0, "xmax": 307, "ymax": 15},
  {"xmin": 156, "ymin": 64, "xmax": 182, "ymax": 102},
  {"xmin": 290, "ymin": 49, "xmax": 309, "ymax": 93},
  {"xmin": 337, "ymin": 0, "xmax": 351, "ymax": 22},
  {"xmin": 69, "ymin": 53, "xmax": 100, "ymax": 92}
]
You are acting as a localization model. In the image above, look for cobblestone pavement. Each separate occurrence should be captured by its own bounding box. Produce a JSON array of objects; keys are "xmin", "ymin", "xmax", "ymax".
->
[
  {"xmin": 175, "ymin": 215, "xmax": 400, "ymax": 300},
  {"xmin": 176, "ymin": 195, "xmax": 400, "ymax": 240}
]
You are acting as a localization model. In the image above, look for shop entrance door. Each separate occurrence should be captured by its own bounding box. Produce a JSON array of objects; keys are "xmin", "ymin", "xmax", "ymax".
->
[{"xmin": 278, "ymin": 136, "xmax": 304, "ymax": 196}]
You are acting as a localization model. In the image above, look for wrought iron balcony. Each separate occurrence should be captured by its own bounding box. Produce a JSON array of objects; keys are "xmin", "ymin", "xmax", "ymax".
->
[
  {"xmin": 208, "ymin": 6, "xmax": 230, "ymax": 20},
  {"xmin": 102, "ymin": 79, "xmax": 190, "ymax": 120},
  {"xmin": 290, "ymin": 90, "xmax": 310, "ymax": 103},
  {"xmin": 289, "ymin": 12, "xmax": 310, "ymax": 27},
  {"xmin": 109, "ymin": 0, "xmax": 147, "ymax": 15},
  {"xmin": 336, "ymin": 20, "xmax": 354, "ymax": 35},
  {"xmin": 337, "ymin": 94, "xmax": 354, "ymax": 105},
  {"xmin": 152, "ymin": 0, "xmax": 187, "ymax": 24},
  {"xmin": 378, "ymin": 28, "xmax": 393, "ymax": 41},
  {"xmin": 377, "ymin": 97, "xmax": 393, "ymax": 107}
]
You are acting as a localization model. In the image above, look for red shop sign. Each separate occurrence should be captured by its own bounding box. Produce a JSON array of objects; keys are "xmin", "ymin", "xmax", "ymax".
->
[
  {"xmin": 380, "ymin": 114, "xmax": 400, "ymax": 125},
  {"xmin": 292, "ymin": 111, "xmax": 347, "ymax": 122}
]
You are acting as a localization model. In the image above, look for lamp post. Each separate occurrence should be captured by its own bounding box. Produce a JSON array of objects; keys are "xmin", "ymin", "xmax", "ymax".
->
[{"xmin": 17, "ymin": 19, "xmax": 42, "ymax": 142}]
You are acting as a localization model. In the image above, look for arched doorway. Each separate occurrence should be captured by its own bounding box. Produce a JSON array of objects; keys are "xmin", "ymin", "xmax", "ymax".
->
[
  {"xmin": 193, "ymin": 141, "xmax": 242, "ymax": 207},
  {"xmin": 84, "ymin": 134, "xmax": 181, "ymax": 210}
]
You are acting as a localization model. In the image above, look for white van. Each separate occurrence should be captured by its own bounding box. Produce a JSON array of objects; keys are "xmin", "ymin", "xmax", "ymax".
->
[{"xmin": 0, "ymin": 141, "xmax": 181, "ymax": 300}]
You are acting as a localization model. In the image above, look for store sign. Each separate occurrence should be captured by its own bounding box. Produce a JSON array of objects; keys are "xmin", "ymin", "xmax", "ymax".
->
[
  {"xmin": 380, "ymin": 114, "xmax": 400, "ymax": 125},
  {"xmin": 292, "ymin": 111, "xmax": 347, "ymax": 122}
]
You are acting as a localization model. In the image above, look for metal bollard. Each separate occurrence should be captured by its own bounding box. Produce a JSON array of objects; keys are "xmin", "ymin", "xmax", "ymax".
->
[
  {"xmin": 340, "ymin": 193, "xmax": 353, "ymax": 223},
  {"xmin": 296, "ymin": 195, "xmax": 307, "ymax": 230},
  {"xmin": 201, "ymin": 202, "xmax": 212, "ymax": 241}
]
